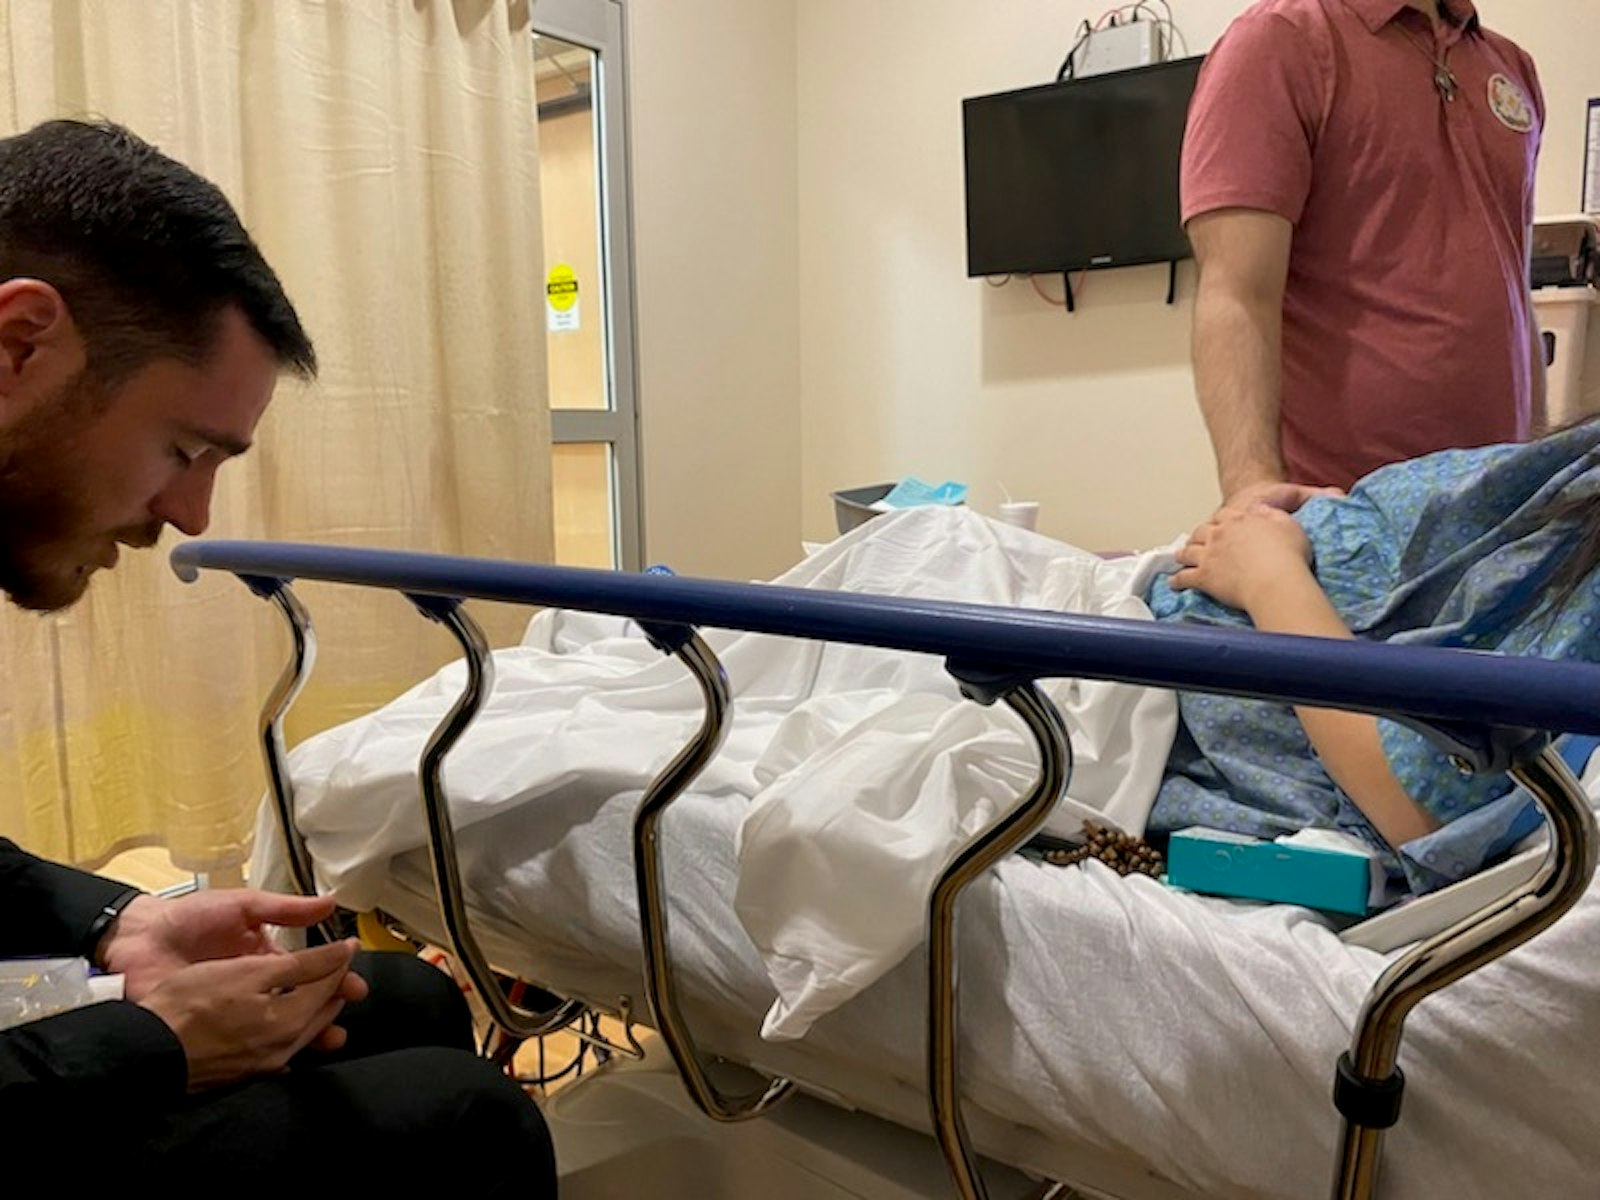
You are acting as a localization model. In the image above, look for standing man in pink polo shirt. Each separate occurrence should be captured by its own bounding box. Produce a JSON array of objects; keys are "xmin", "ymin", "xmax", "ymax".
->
[{"xmin": 1181, "ymin": 0, "xmax": 1544, "ymax": 507}]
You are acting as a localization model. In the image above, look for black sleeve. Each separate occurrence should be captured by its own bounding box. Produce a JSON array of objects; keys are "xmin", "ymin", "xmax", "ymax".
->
[
  {"xmin": 0, "ymin": 838, "xmax": 137, "ymax": 959},
  {"xmin": 0, "ymin": 1001, "xmax": 187, "ymax": 1131}
]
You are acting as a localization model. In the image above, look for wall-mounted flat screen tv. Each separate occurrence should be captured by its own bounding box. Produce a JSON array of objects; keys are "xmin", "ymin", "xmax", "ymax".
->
[{"xmin": 963, "ymin": 56, "xmax": 1205, "ymax": 277}]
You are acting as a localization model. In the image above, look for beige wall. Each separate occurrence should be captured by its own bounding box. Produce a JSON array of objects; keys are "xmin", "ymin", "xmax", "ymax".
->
[
  {"xmin": 627, "ymin": 1, "xmax": 1600, "ymax": 569},
  {"xmin": 627, "ymin": 0, "xmax": 801, "ymax": 580}
]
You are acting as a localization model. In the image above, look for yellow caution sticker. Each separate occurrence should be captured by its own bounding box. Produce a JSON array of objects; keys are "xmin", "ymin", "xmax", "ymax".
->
[
  {"xmin": 547, "ymin": 263, "xmax": 579, "ymax": 310},
  {"xmin": 547, "ymin": 263, "xmax": 581, "ymax": 332}
]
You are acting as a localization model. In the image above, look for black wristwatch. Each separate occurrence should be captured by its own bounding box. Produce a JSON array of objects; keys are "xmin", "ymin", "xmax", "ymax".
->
[{"xmin": 83, "ymin": 886, "xmax": 145, "ymax": 963}]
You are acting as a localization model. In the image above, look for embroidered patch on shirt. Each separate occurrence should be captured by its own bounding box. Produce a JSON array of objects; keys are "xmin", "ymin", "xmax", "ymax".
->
[{"xmin": 1486, "ymin": 73, "xmax": 1534, "ymax": 133}]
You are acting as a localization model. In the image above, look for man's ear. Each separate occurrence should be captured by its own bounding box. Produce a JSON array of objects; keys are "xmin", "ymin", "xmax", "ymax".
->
[{"xmin": 0, "ymin": 278, "xmax": 86, "ymax": 420}]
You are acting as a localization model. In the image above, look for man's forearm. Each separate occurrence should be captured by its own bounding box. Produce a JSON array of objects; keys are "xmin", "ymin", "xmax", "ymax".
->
[{"xmin": 1193, "ymin": 279, "xmax": 1286, "ymax": 498}]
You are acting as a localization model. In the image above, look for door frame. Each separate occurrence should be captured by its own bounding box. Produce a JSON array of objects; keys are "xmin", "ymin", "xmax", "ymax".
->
[{"xmin": 534, "ymin": 0, "xmax": 644, "ymax": 570}]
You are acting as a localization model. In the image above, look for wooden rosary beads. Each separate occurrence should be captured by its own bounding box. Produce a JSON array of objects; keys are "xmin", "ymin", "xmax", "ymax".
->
[{"xmin": 1043, "ymin": 820, "xmax": 1165, "ymax": 879}]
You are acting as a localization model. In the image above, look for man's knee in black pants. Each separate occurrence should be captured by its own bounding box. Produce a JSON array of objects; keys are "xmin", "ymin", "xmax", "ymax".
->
[
  {"xmin": 337, "ymin": 1046, "xmax": 558, "ymax": 1194},
  {"xmin": 142, "ymin": 1045, "xmax": 558, "ymax": 1197},
  {"xmin": 306, "ymin": 949, "xmax": 475, "ymax": 1064},
  {"xmin": 295, "ymin": 951, "xmax": 559, "ymax": 1193}
]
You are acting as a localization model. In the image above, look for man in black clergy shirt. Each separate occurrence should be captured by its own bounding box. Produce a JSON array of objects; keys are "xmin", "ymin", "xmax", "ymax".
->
[{"xmin": 0, "ymin": 119, "xmax": 556, "ymax": 1193}]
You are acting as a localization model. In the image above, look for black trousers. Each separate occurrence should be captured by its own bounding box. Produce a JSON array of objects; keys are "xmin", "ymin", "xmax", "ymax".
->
[{"xmin": 126, "ymin": 951, "xmax": 558, "ymax": 1195}]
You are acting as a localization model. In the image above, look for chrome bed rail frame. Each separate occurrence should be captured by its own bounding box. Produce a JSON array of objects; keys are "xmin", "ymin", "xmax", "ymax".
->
[
  {"xmin": 250, "ymin": 582, "xmax": 322, "ymax": 919},
  {"xmin": 249, "ymin": 576, "xmax": 585, "ymax": 1040},
  {"xmin": 929, "ymin": 672, "xmax": 1073, "ymax": 1200},
  {"xmin": 1330, "ymin": 744, "xmax": 1596, "ymax": 1199},
  {"xmin": 178, "ymin": 543, "xmax": 1600, "ymax": 1200},
  {"xmin": 631, "ymin": 627, "xmax": 793, "ymax": 1120}
]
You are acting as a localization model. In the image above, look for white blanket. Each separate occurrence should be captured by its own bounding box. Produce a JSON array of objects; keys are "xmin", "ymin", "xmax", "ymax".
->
[{"xmin": 269, "ymin": 508, "xmax": 1177, "ymax": 1037}]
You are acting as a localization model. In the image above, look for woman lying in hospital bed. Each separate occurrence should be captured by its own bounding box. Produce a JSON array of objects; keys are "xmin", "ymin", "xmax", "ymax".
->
[{"xmin": 259, "ymin": 419, "xmax": 1600, "ymax": 1199}]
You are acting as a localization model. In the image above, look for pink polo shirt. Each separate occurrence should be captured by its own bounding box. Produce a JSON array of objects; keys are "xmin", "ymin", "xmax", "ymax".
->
[{"xmin": 1181, "ymin": 0, "xmax": 1542, "ymax": 490}]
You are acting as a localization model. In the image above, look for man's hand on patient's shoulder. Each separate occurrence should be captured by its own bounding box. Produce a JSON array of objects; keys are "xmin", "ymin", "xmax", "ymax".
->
[
  {"xmin": 137, "ymin": 938, "xmax": 367, "ymax": 1090},
  {"xmin": 1221, "ymin": 479, "xmax": 1343, "ymax": 515},
  {"xmin": 100, "ymin": 889, "xmax": 347, "ymax": 1000}
]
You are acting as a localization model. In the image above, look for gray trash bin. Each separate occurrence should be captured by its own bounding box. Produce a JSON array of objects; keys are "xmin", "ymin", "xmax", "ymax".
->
[{"xmin": 830, "ymin": 484, "xmax": 895, "ymax": 536}]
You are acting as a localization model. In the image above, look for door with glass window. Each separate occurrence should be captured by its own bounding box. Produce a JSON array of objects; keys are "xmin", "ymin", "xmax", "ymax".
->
[{"xmin": 534, "ymin": 0, "xmax": 640, "ymax": 569}]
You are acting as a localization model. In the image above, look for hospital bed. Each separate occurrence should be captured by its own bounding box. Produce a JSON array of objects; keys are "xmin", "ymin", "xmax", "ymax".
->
[{"xmin": 170, "ymin": 540, "xmax": 1600, "ymax": 1200}]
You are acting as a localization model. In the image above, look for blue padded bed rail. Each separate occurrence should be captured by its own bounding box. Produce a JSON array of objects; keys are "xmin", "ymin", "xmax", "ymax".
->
[
  {"xmin": 171, "ymin": 539, "xmax": 1600, "ymax": 749},
  {"xmin": 170, "ymin": 538, "xmax": 1600, "ymax": 1200}
]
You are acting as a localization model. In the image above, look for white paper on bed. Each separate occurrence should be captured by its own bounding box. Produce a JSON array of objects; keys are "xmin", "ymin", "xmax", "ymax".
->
[{"xmin": 264, "ymin": 507, "xmax": 1177, "ymax": 1039}]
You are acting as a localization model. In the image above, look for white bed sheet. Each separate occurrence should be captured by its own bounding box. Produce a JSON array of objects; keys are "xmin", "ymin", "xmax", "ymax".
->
[
  {"xmin": 260, "ymin": 772, "xmax": 1600, "ymax": 1200},
  {"xmin": 273, "ymin": 508, "xmax": 1181, "ymax": 1041}
]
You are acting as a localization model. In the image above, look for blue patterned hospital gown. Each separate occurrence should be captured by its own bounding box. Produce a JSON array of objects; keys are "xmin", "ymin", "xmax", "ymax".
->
[{"xmin": 1145, "ymin": 420, "xmax": 1600, "ymax": 897}]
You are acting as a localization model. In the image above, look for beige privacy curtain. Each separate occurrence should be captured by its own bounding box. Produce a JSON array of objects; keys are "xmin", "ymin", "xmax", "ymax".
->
[{"xmin": 0, "ymin": 1, "xmax": 553, "ymax": 871}]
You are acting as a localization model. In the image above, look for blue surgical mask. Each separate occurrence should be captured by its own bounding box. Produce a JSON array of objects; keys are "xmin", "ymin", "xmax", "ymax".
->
[{"xmin": 878, "ymin": 477, "xmax": 968, "ymax": 508}]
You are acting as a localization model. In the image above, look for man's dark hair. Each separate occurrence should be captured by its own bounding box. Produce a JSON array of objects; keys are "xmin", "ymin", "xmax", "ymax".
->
[{"xmin": 0, "ymin": 119, "xmax": 315, "ymax": 382}]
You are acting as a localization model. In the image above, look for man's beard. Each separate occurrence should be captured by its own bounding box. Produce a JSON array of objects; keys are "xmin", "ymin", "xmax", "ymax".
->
[{"xmin": 0, "ymin": 371, "xmax": 156, "ymax": 612}]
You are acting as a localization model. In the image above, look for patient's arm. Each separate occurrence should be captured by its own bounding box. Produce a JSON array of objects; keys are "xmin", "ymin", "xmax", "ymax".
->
[
  {"xmin": 1172, "ymin": 505, "xmax": 1441, "ymax": 850},
  {"xmin": 1239, "ymin": 562, "xmax": 1440, "ymax": 848}
]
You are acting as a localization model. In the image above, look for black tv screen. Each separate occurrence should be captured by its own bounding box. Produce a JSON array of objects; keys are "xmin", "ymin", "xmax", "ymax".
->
[{"xmin": 963, "ymin": 57, "xmax": 1204, "ymax": 277}]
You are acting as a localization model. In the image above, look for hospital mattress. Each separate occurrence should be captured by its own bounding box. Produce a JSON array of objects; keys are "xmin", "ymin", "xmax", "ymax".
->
[{"xmin": 268, "ymin": 776, "xmax": 1600, "ymax": 1200}]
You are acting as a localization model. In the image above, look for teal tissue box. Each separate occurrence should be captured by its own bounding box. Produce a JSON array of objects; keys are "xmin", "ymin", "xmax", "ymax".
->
[{"xmin": 1166, "ymin": 827, "xmax": 1372, "ymax": 916}]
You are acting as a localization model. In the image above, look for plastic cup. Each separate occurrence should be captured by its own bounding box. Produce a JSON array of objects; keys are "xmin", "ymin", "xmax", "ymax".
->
[{"xmin": 997, "ymin": 501, "xmax": 1039, "ymax": 531}]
